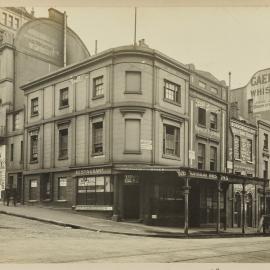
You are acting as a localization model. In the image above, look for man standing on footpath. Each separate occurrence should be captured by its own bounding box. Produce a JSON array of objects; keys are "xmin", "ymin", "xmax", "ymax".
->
[{"xmin": 4, "ymin": 185, "xmax": 11, "ymax": 206}]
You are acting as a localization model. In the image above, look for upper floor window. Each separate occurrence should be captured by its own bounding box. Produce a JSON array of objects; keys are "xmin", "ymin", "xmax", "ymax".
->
[
  {"xmin": 125, "ymin": 119, "xmax": 140, "ymax": 153},
  {"xmin": 126, "ymin": 71, "xmax": 141, "ymax": 93},
  {"xmin": 264, "ymin": 160, "xmax": 268, "ymax": 179},
  {"xmin": 10, "ymin": 143, "xmax": 14, "ymax": 162},
  {"xmin": 2, "ymin": 13, "xmax": 7, "ymax": 25},
  {"xmin": 247, "ymin": 139, "xmax": 252, "ymax": 162},
  {"xmin": 264, "ymin": 133, "xmax": 268, "ymax": 150},
  {"xmin": 248, "ymin": 99, "xmax": 253, "ymax": 113},
  {"xmin": 210, "ymin": 146, "xmax": 217, "ymax": 171},
  {"xmin": 30, "ymin": 132, "xmax": 38, "ymax": 162},
  {"xmin": 14, "ymin": 112, "xmax": 20, "ymax": 130},
  {"xmin": 210, "ymin": 112, "xmax": 217, "ymax": 130},
  {"xmin": 199, "ymin": 81, "xmax": 206, "ymax": 89},
  {"xmin": 210, "ymin": 87, "xmax": 218, "ymax": 95},
  {"xmin": 198, "ymin": 107, "xmax": 206, "ymax": 126},
  {"xmin": 93, "ymin": 76, "xmax": 104, "ymax": 98},
  {"xmin": 92, "ymin": 121, "xmax": 103, "ymax": 155},
  {"xmin": 234, "ymin": 135, "xmax": 241, "ymax": 159},
  {"xmin": 164, "ymin": 80, "xmax": 181, "ymax": 104},
  {"xmin": 31, "ymin": 97, "xmax": 39, "ymax": 116},
  {"xmin": 59, "ymin": 128, "xmax": 68, "ymax": 159},
  {"xmin": 8, "ymin": 15, "xmax": 13, "ymax": 27},
  {"xmin": 163, "ymin": 124, "xmax": 180, "ymax": 157},
  {"xmin": 20, "ymin": 141, "xmax": 23, "ymax": 162},
  {"xmin": 198, "ymin": 143, "xmax": 205, "ymax": 170},
  {"xmin": 14, "ymin": 18, "xmax": 19, "ymax": 29},
  {"xmin": 59, "ymin": 87, "xmax": 69, "ymax": 108}
]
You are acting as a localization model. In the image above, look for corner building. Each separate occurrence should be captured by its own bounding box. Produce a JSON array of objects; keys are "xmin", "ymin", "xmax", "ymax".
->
[{"xmin": 21, "ymin": 45, "xmax": 190, "ymax": 225}]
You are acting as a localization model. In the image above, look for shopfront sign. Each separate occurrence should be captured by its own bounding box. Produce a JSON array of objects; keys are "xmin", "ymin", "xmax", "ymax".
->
[
  {"xmin": 75, "ymin": 167, "xmax": 111, "ymax": 176},
  {"xmin": 247, "ymin": 68, "xmax": 270, "ymax": 112},
  {"xmin": 140, "ymin": 139, "xmax": 153, "ymax": 150},
  {"xmin": 124, "ymin": 175, "xmax": 139, "ymax": 184},
  {"xmin": 190, "ymin": 171, "xmax": 218, "ymax": 180},
  {"xmin": 59, "ymin": 178, "xmax": 67, "ymax": 187}
]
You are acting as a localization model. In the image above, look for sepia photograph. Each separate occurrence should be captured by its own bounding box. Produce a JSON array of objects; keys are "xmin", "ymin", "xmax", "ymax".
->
[{"xmin": 1, "ymin": 0, "xmax": 270, "ymax": 267}]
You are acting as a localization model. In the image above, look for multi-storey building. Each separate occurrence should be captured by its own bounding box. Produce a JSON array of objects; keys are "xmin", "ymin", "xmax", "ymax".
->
[
  {"xmin": 0, "ymin": 7, "xmax": 33, "ymax": 198},
  {"xmin": 1, "ymin": 8, "xmax": 89, "ymax": 201}
]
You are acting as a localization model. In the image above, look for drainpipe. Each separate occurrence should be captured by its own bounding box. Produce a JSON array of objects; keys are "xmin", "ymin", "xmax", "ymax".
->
[{"xmin": 63, "ymin": 11, "xmax": 67, "ymax": 67}]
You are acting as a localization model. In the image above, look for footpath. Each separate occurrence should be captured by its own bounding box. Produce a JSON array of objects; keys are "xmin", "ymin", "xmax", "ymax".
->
[{"xmin": 0, "ymin": 203, "xmax": 267, "ymax": 238}]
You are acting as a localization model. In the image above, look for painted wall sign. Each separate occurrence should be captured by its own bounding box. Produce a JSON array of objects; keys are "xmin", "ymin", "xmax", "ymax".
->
[
  {"xmin": 75, "ymin": 168, "xmax": 111, "ymax": 176},
  {"xmin": 140, "ymin": 139, "xmax": 153, "ymax": 150},
  {"xmin": 247, "ymin": 69, "xmax": 270, "ymax": 112},
  {"xmin": 59, "ymin": 178, "xmax": 67, "ymax": 187},
  {"xmin": 124, "ymin": 175, "xmax": 139, "ymax": 184},
  {"xmin": 30, "ymin": 180, "xmax": 37, "ymax": 188}
]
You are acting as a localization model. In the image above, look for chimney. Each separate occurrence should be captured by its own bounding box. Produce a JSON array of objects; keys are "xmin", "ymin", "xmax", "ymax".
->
[
  {"xmin": 48, "ymin": 8, "xmax": 65, "ymax": 24},
  {"xmin": 138, "ymin": 39, "xmax": 149, "ymax": 48}
]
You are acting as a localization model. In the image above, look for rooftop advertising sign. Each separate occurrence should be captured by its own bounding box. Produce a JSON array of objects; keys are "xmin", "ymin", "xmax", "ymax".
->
[{"xmin": 246, "ymin": 69, "xmax": 270, "ymax": 113}]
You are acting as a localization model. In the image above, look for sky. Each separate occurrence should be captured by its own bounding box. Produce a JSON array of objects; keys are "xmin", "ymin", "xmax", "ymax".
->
[{"xmin": 29, "ymin": 6, "xmax": 270, "ymax": 89}]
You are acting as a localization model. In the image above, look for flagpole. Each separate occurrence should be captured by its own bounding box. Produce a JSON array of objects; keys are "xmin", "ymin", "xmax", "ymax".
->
[{"xmin": 134, "ymin": 7, "xmax": 137, "ymax": 46}]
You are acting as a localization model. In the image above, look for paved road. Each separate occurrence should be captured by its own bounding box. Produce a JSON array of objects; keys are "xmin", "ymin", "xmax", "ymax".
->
[{"xmin": 1, "ymin": 214, "xmax": 270, "ymax": 263}]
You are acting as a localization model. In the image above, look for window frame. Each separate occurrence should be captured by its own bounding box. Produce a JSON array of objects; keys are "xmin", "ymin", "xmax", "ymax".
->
[
  {"xmin": 14, "ymin": 18, "xmax": 19, "ymax": 29},
  {"xmin": 10, "ymin": 143, "xmax": 14, "ymax": 162},
  {"xmin": 264, "ymin": 133, "xmax": 269, "ymax": 151},
  {"xmin": 58, "ymin": 128, "xmax": 68, "ymax": 160},
  {"xmin": 125, "ymin": 71, "xmax": 142, "ymax": 94},
  {"xmin": 197, "ymin": 143, "xmax": 205, "ymax": 170},
  {"xmin": 30, "ymin": 133, "xmax": 38, "ymax": 163},
  {"xmin": 2, "ymin": 12, "xmax": 7, "ymax": 25},
  {"xmin": 92, "ymin": 121, "xmax": 104, "ymax": 155},
  {"xmin": 93, "ymin": 76, "xmax": 104, "ymax": 99},
  {"xmin": 198, "ymin": 107, "xmax": 206, "ymax": 127},
  {"xmin": 59, "ymin": 87, "xmax": 69, "ymax": 108},
  {"xmin": 210, "ymin": 146, "xmax": 217, "ymax": 171},
  {"xmin": 247, "ymin": 139, "xmax": 253, "ymax": 162},
  {"xmin": 210, "ymin": 112, "xmax": 217, "ymax": 130},
  {"xmin": 164, "ymin": 80, "xmax": 181, "ymax": 105},
  {"xmin": 163, "ymin": 124, "xmax": 180, "ymax": 158},
  {"xmin": 264, "ymin": 160, "xmax": 268, "ymax": 179},
  {"xmin": 234, "ymin": 135, "xmax": 241, "ymax": 160},
  {"xmin": 31, "ymin": 97, "xmax": 39, "ymax": 117},
  {"xmin": 248, "ymin": 99, "xmax": 253, "ymax": 113}
]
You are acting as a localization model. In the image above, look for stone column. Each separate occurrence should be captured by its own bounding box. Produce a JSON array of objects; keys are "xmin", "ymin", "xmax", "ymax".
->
[
  {"xmin": 242, "ymin": 183, "xmax": 246, "ymax": 234},
  {"xmin": 216, "ymin": 180, "xmax": 221, "ymax": 233},
  {"xmin": 183, "ymin": 176, "xmax": 190, "ymax": 236}
]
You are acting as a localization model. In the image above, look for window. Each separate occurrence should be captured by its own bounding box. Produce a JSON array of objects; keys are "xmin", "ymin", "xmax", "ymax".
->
[
  {"xmin": 20, "ymin": 141, "xmax": 23, "ymax": 162},
  {"xmin": 10, "ymin": 144, "xmax": 13, "ymax": 161},
  {"xmin": 14, "ymin": 18, "xmax": 19, "ymax": 29},
  {"xmin": 198, "ymin": 107, "xmax": 206, "ymax": 126},
  {"xmin": 164, "ymin": 80, "xmax": 181, "ymax": 104},
  {"xmin": 59, "ymin": 87, "xmax": 69, "ymax": 107},
  {"xmin": 29, "ymin": 180, "xmax": 38, "ymax": 200},
  {"xmin": 264, "ymin": 134, "xmax": 269, "ymax": 150},
  {"xmin": 210, "ymin": 87, "xmax": 218, "ymax": 95},
  {"xmin": 93, "ymin": 76, "xmax": 104, "ymax": 97},
  {"xmin": 264, "ymin": 161, "xmax": 268, "ymax": 179},
  {"xmin": 31, "ymin": 98, "xmax": 39, "ymax": 116},
  {"xmin": 234, "ymin": 135, "xmax": 241, "ymax": 159},
  {"xmin": 92, "ymin": 122, "xmax": 103, "ymax": 154},
  {"xmin": 2, "ymin": 13, "xmax": 7, "ymax": 25},
  {"xmin": 163, "ymin": 124, "xmax": 180, "ymax": 157},
  {"xmin": 30, "ymin": 133, "xmax": 38, "ymax": 162},
  {"xmin": 210, "ymin": 112, "xmax": 217, "ymax": 130},
  {"xmin": 199, "ymin": 81, "xmax": 206, "ymax": 89},
  {"xmin": 248, "ymin": 99, "xmax": 253, "ymax": 113},
  {"xmin": 210, "ymin": 146, "xmax": 217, "ymax": 171},
  {"xmin": 8, "ymin": 15, "xmax": 13, "ymax": 27},
  {"xmin": 126, "ymin": 71, "xmax": 141, "ymax": 93},
  {"xmin": 59, "ymin": 128, "xmax": 68, "ymax": 159},
  {"xmin": 14, "ymin": 113, "xmax": 20, "ymax": 130},
  {"xmin": 247, "ymin": 139, "xmax": 252, "ymax": 162},
  {"xmin": 58, "ymin": 177, "xmax": 67, "ymax": 200},
  {"xmin": 41, "ymin": 177, "xmax": 51, "ymax": 200},
  {"xmin": 77, "ymin": 176, "xmax": 113, "ymax": 205},
  {"xmin": 198, "ymin": 143, "xmax": 205, "ymax": 170},
  {"xmin": 125, "ymin": 119, "xmax": 140, "ymax": 153}
]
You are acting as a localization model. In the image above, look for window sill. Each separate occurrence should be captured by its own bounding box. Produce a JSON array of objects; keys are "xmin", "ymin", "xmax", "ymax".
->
[
  {"xmin": 246, "ymin": 161, "xmax": 253, "ymax": 164},
  {"xmin": 234, "ymin": 158, "xmax": 242, "ymax": 161},
  {"xmin": 42, "ymin": 199, "xmax": 52, "ymax": 202},
  {"xmin": 197, "ymin": 123, "xmax": 207, "ymax": 129},
  {"xmin": 162, "ymin": 154, "xmax": 180, "ymax": 161},
  {"xmin": 59, "ymin": 105, "xmax": 69, "ymax": 110},
  {"xmin": 58, "ymin": 156, "xmax": 68, "ymax": 160},
  {"xmin": 163, "ymin": 98, "xmax": 181, "ymax": 107},
  {"xmin": 92, "ymin": 94, "xmax": 104, "ymax": 100},
  {"xmin": 30, "ymin": 160, "xmax": 38, "ymax": 164},
  {"xmin": 56, "ymin": 200, "xmax": 67, "ymax": 202},
  {"xmin": 124, "ymin": 91, "xmax": 142, "ymax": 95},
  {"xmin": 209, "ymin": 128, "xmax": 218, "ymax": 132},
  {"xmin": 28, "ymin": 200, "xmax": 38, "ymax": 203},
  {"xmin": 91, "ymin": 152, "xmax": 104, "ymax": 157},
  {"xmin": 30, "ymin": 113, "xmax": 39, "ymax": 118},
  {"xmin": 124, "ymin": 150, "xmax": 142, "ymax": 155}
]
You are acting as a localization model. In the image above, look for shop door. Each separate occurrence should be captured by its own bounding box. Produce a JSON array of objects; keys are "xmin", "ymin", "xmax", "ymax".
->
[
  {"xmin": 234, "ymin": 193, "xmax": 241, "ymax": 227},
  {"xmin": 246, "ymin": 193, "xmax": 253, "ymax": 227},
  {"xmin": 123, "ymin": 184, "xmax": 140, "ymax": 219},
  {"xmin": 17, "ymin": 173, "xmax": 22, "ymax": 203}
]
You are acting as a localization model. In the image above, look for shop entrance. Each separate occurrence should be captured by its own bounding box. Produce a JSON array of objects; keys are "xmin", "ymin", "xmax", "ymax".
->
[
  {"xmin": 234, "ymin": 193, "xmax": 241, "ymax": 227},
  {"xmin": 123, "ymin": 184, "xmax": 140, "ymax": 220},
  {"xmin": 246, "ymin": 193, "xmax": 253, "ymax": 227}
]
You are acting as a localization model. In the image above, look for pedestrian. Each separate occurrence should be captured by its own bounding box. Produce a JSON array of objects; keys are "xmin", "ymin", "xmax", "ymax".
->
[
  {"xmin": 5, "ymin": 185, "xmax": 11, "ymax": 206},
  {"xmin": 12, "ymin": 188, "xmax": 17, "ymax": 206}
]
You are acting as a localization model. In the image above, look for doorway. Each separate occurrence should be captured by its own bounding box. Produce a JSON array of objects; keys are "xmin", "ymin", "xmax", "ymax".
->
[
  {"xmin": 234, "ymin": 192, "xmax": 241, "ymax": 227},
  {"xmin": 123, "ymin": 184, "xmax": 140, "ymax": 220},
  {"xmin": 246, "ymin": 193, "xmax": 253, "ymax": 227}
]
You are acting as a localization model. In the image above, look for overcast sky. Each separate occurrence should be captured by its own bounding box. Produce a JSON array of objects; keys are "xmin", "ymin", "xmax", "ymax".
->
[{"xmin": 31, "ymin": 7, "xmax": 270, "ymax": 89}]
